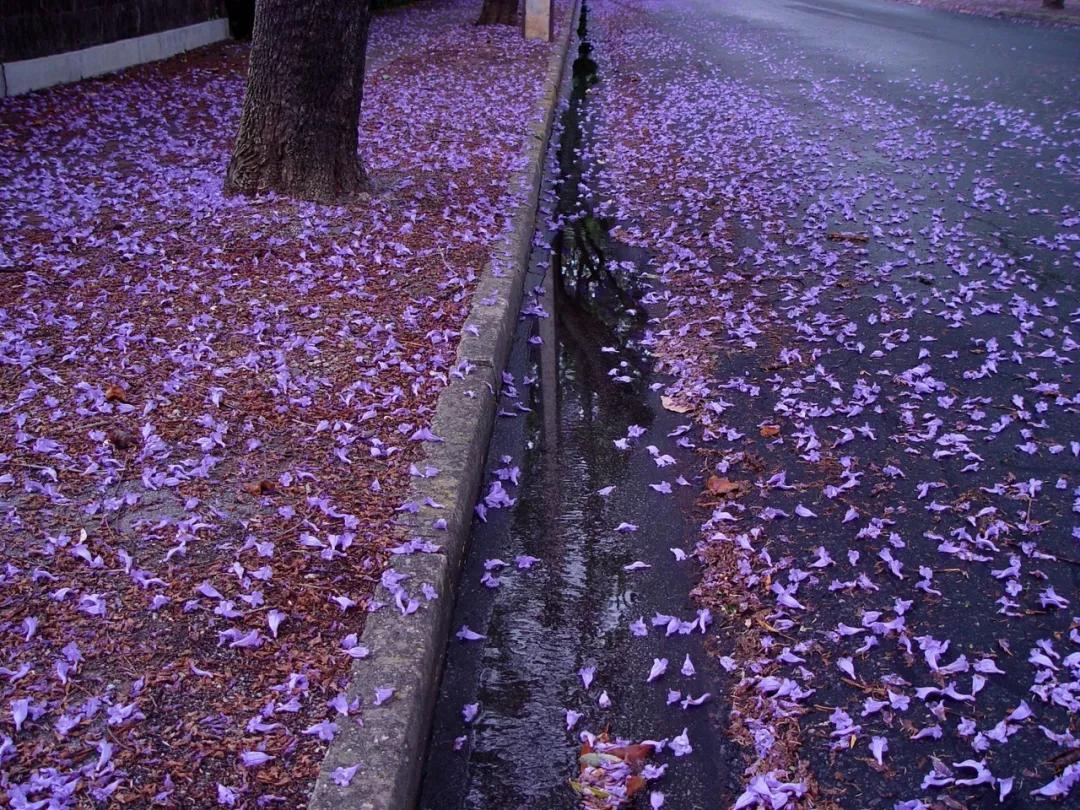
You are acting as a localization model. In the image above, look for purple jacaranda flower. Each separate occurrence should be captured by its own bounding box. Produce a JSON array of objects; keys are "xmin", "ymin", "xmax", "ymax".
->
[
  {"xmin": 95, "ymin": 739, "xmax": 113, "ymax": 772},
  {"xmin": 681, "ymin": 693, "xmax": 710, "ymax": 709},
  {"xmin": 681, "ymin": 655, "xmax": 696, "ymax": 677},
  {"xmin": 217, "ymin": 784, "xmax": 238, "ymax": 806},
  {"xmin": 670, "ymin": 728, "xmax": 692, "ymax": 757},
  {"xmin": 197, "ymin": 581, "xmax": 224, "ymax": 599},
  {"xmin": 332, "ymin": 763, "xmax": 361, "ymax": 787},
  {"xmin": 11, "ymin": 699, "xmax": 30, "ymax": 733},
  {"xmin": 410, "ymin": 427, "xmax": 444, "ymax": 443},
  {"xmin": 267, "ymin": 610, "xmax": 285, "ymax": 638},
  {"xmin": 643, "ymin": 763, "xmax": 668, "ymax": 780},
  {"xmin": 837, "ymin": 657, "xmax": 855, "ymax": 679},
  {"xmin": 341, "ymin": 633, "xmax": 369, "ymax": 659},
  {"xmin": 998, "ymin": 777, "xmax": 1014, "ymax": 801},
  {"xmin": 331, "ymin": 594, "xmax": 357, "ymax": 611},
  {"xmin": 1039, "ymin": 586, "xmax": 1069, "ymax": 609},
  {"xmin": 302, "ymin": 720, "xmax": 337, "ymax": 741},
  {"xmin": 1007, "ymin": 701, "xmax": 1032, "ymax": 722},
  {"xmin": 954, "ymin": 759, "xmax": 996, "ymax": 787},
  {"xmin": 373, "ymin": 687, "xmax": 395, "ymax": 706},
  {"xmin": 229, "ymin": 630, "xmax": 263, "ymax": 649},
  {"xmin": 733, "ymin": 774, "xmax": 806, "ymax": 809},
  {"xmin": 566, "ymin": 710, "xmax": 582, "ymax": 730},
  {"xmin": 240, "ymin": 751, "xmax": 273, "ymax": 767},
  {"xmin": 79, "ymin": 593, "xmax": 107, "ymax": 616},
  {"xmin": 647, "ymin": 658, "xmax": 668, "ymax": 682},
  {"xmin": 323, "ymin": 693, "xmax": 349, "ymax": 717},
  {"xmin": 107, "ymin": 702, "xmax": 144, "ymax": 726},
  {"xmin": 870, "ymin": 736, "xmax": 888, "ymax": 765}
]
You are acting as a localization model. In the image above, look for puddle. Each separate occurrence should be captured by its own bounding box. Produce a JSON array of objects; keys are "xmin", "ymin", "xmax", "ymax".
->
[{"xmin": 418, "ymin": 6, "xmax": 738, "ymax": 808}]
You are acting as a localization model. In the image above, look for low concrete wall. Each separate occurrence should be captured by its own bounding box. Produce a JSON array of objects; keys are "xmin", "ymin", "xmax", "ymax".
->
[
  {"xmin": 0, "ymin": 0, "xmax": 224, "ymax": 62},
  {"xmin": 1, "ymin": 18, "xmax": 229, "ymax": 97}
]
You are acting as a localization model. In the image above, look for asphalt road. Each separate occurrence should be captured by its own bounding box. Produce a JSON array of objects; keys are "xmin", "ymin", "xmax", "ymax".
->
[
  {"xmin": 588, "ymin": 0, "xmax": 1079, "ymax": 806},
  {"xmin": 691, "ymin": 0, "xmax": 1079, "ymax": 90},
  {"xmin": 658, "ymin": 0, "xmax": 1079, "ymax": 201}
]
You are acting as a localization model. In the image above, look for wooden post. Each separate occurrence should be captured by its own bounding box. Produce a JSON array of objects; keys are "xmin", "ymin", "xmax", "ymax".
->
[{"xmin": 523, "ymin": 0, "xmax": 553, "ymax": 41}]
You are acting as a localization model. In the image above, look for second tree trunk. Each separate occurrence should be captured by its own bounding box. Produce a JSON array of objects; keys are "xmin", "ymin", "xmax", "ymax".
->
[{"xmin": 477, "ymin": 0, "xmax": 519, "ymax": 25}]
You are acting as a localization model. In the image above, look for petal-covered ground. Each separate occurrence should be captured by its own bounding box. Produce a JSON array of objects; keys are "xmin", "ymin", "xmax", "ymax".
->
[
  {"xmin": 0, "ymin": 1, "xmax": 555, "ymax": 805},
  {"xmin": 583, "ymin": 0, "xmax": 1079, "ymax": 806}
]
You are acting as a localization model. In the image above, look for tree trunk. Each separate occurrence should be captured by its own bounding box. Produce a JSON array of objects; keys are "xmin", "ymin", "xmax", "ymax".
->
[
  {"xmin": 225, "ymin": 0, "xmax": 371, "ymax": 203},
  {"xmin": 1042, "ymin": 0, "xmax": 1063, "ymax": 8},
  {"xmin": 476, "ymin": 0, "xmax": 519, "ymax": 26}
]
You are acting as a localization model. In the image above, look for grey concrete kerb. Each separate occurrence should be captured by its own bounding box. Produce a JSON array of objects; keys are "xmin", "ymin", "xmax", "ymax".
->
[{"xmin": 307, "ymin": 2, "xmax": 581, "ymax": 808}]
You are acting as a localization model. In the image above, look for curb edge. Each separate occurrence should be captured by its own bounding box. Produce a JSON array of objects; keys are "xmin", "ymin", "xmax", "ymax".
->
[{"xmin": 307, "ymin": 3, "xmax": 581, "ymax": 808}]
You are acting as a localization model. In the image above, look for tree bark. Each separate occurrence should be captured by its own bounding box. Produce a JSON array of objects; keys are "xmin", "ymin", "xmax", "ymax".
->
[
  {"xmin": 225, "ymin": 0, "xmax": 371, "ymax": 203},
  {"xmin": 476, "ymin": 0, "xmax": 519, "ymax": 25}
]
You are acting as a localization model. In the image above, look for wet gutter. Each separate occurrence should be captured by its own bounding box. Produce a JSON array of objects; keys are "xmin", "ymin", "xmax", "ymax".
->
[{"xmin": 419, "ymin": 6, "xmax": 739, "ymax": 806}]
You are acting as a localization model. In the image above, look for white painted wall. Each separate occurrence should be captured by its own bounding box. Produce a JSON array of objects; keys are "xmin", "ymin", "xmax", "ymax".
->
[{"xmin": 1, "ymin": 18, "xmax": 229, "ymax": 98}]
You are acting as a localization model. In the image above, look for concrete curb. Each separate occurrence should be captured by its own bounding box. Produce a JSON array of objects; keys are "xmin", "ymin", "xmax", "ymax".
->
[
  {"xmin": 306, "ymin": 3, "xmax": 581, "ymax": 809},
  {"xmin": 1, "ymin": 19, "xmax": 230, "ymax": 98}
]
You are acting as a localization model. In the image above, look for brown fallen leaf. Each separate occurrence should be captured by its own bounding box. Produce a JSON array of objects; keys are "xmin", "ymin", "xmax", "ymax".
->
[
  {"xmin": 107, "ymin": 427, "xmax": 137, "ymax": 451},
  {"xmin": 625, "ymin": 775, "xmax": 647, "ymax": 799},
  {"xmin": 605, "ymin": 743, "xmax": 655, "ymax": 769},
  {"xmin": 706, "ymin": 475, "xmax": 743, "ymax": 496},
  {"xmin": 660, "ymin": 395, "xmax": 692, "ymax": 414},
  {"xmin": 760, "ymin": 424, "xmax": 780, "ymax": 437},
  {"xmin": 242, "ymin": 480, "xmax": 277, "ymax": 497},
  {"xmin": 827, "ymin": 231, "xmax": 869, "ymax": 243},
  {"xmin": 104, "ymin": 383, "xmax": 128, "ymax": 403}
]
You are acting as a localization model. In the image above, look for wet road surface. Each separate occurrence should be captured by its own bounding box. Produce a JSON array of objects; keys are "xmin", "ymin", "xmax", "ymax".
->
[
  {"xmin": 421, "ymin": 0, "xmax": 1079, "ymax": 807},
  {"xmin": 584, "ymin": 0, "xmax": 1079, "ymax": 807}
]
